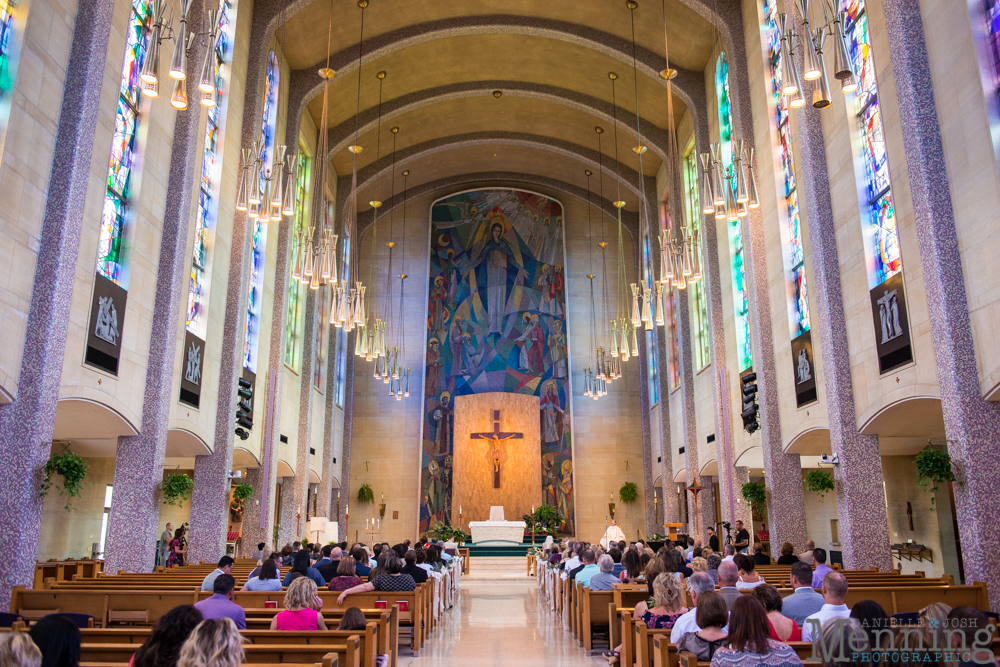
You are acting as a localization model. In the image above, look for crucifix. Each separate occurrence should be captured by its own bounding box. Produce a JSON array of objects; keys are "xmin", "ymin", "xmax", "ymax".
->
[{"xmin": 470, "ymin": 409, "xmax": 524, "ymax": 488}]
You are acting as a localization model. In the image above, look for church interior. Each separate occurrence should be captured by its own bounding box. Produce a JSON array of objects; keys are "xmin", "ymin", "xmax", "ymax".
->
[{"xmin": 2, "ymin": 0, "xmax": 1000, "ymax": 657}]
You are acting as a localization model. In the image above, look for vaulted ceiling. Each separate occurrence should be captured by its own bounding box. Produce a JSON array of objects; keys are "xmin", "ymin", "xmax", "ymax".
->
[{"xmin": 279, "ymin": 0, "xmax": 717, "ymax": 211}]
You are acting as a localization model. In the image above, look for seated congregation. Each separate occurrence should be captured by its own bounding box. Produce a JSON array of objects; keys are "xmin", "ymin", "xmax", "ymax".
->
[
  {"xmin": 537, "ymin": 537, "xmax": 998, "ymax": 667},
  {"xmin": 7, "ymin": 538, "xmax": 462, "ymax": 667}
]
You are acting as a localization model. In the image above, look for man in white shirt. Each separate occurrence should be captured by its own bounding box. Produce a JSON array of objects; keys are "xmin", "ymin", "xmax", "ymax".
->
[
  {"xmin": 670, "ymin": 573, "xmax": 726, "ymax": 641},
  {"xmin": 684, "ymin": 537, "xmax": 696, "ymax": 561},
  {"xmin": 721, "ymin": 544, "xmax": 736, "ymax": 562},
  {"xmin": 801, "ymin": 571, "xmax": 851, "ymax": 641},
  {"xmin": 200, "ymin": 556, "xmax": 234, "ymax": 592},
  {"xmin": 562, "ymin": 542, "xmax": 582, "ymax": 573}
]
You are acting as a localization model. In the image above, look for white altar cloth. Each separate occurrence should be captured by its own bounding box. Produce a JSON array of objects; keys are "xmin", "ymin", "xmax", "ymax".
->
[{"xmin": 468, "ymin": 520, "xmax": 526, "ymax": 545}]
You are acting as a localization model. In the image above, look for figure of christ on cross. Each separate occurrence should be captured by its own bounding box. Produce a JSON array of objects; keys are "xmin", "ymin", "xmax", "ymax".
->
[{"xmin": 470, "ymin": 409, "xmax": 524, "ymax": 488}]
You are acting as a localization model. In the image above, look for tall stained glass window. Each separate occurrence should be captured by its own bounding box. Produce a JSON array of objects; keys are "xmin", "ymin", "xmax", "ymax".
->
[
  {"xmin": 842, "ymin": 0, "xmax": 901, "ymax": 287},
  {"xmin": 97, "ymin": 0, "xmax": 153, "ymax": 284},
  {"xmin": 642, "ymin": 235, "xmax": 660, "ymax": 404},
  {"xmin": 683, "ymin": 146, "xmax": 711, "ymax": 370},
  {"xmin": 763, "ymin": 0, "xmax": 810, "ymax": 338},
  {"xmin": 285, "ymin": 150, "xmax": 310, "ymax": 370},
  {"xmin": 666, "ymin": 283, "xmax": 681, "ymax": 391},
  {"xmin": 717, "ymin": 52, "xmax": 753, "ymax": 372},
  {"xmin": 243, "ymin": 51, "xmax": 279, "ymax": 373},
  {"xmin": 186, "ymin": 0, "xmax": 236, "ymax": 336}
]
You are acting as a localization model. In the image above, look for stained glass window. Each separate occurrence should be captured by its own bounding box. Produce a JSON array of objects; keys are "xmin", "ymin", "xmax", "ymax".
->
[
  {"xmin": 666, "ymin": 283, "xmax": 681, "ymax": 391},
  {"xmin": 642, "ymin": 235, "xmax": 660, "ymax": 404},
  {"xmin": 97, "ymin": 0, "xmax": 152, "ymax": 284},
  {"xmin": 285, "ymin": 150, "xmax": 310, "ymax": 369},
  {"xmin": 683, "ymin": 146, "xmax": 711, "ymax": 370},
  {"xmin": 313, "ymin": 284, "xmax": 327, "ymax": 391},
  {"xmin": 186, "ymin": 0, "xmax": 235, "ymax": 336},
  {"xmin": 0, "ymin": 0, "xmax": 16, "ymax": 107},
  {"xmin": 842, "ymin": 0, "xmax": 901, "ymax": 287},
  {"xmin": 717, "ymin": 52, "xmax": 753, "ymax": 371},
  {"xmin": 243, "ymin": 51, "xmax": 279, "ymax": 373},
  {"xmin": 763, "ymin": 0, "xmax": 810, "ymax": 339}
]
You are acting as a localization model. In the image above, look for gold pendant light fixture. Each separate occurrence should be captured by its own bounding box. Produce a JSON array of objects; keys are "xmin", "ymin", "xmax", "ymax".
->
[
  {"xmin": 362, "ymin": 70, "xmax": 389, "ymax": 370},
  {"xmin": 607, "ymin": 70, "xmax": 635, "ymax": 367},
  {"xmin": 392, "ymin": 169, "xmax": 411, "ymax": 400},
  {"xmin": 583, "ymin": 169, "xmax": 607, "ymax": 399},
  {"xmin": 593, "ymin": 126, "xmax": 620, "ymax": 386}
]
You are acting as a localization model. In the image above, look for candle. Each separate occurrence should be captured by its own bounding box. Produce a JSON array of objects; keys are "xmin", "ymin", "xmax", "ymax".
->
[
  {"xmin": 532, "ymin": 505, "xmax": 535, "ymax": 513},
  {"xmin": 366, "ymin": 519, "xmax": 369, "ymax": 528}
]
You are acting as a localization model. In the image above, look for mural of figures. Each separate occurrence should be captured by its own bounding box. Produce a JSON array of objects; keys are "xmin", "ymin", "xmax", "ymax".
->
[{"xmin": 420, "ymin": 188, "xmax": 575, "ymax": 534}]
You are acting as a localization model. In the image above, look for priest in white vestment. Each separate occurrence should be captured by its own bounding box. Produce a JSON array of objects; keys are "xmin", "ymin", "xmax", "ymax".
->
[{"xmin": 600, "ymin": 521, "xmax": 626, "ymax": 549}]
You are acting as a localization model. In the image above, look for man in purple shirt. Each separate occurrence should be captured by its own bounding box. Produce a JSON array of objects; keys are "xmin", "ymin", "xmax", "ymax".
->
[
  {"xmin": 194, "ymin": 574, "xmax": 246, "ymax": 629},
  {"xmin": 811, "ymin": 547, "xmax": 833, "ymax": 588}
]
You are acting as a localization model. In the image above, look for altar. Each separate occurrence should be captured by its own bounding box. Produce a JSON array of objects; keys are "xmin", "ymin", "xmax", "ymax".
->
[{"xmin": 468, "ymin": 506, "xmax": 526, "ymax": 545}]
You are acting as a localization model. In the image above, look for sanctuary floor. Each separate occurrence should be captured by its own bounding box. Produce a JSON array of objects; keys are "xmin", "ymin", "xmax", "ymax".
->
[{"xmin": 399, "ymin": 558, "xmax": 605, "ymax": 667}]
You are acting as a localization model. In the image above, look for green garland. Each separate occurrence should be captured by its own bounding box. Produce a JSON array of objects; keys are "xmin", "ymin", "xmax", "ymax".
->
[
  {"xmin": 231, "ymin": 483, "xmax": 254, "ymax": 511},
  {"xmin": 41, "ymin": 450, "xmax": 89, "ymax": 511}
]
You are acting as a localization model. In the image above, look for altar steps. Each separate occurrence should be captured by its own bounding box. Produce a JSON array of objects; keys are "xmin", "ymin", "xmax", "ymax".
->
[{"xmin": 461, "ymin": 535, "xmax": 550, "ymax": 558}]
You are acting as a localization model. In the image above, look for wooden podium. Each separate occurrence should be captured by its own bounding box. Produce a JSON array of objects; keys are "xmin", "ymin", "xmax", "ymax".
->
[{"xmin": 664, "ymin": 523, "xmax": 684, "ymax": 541}]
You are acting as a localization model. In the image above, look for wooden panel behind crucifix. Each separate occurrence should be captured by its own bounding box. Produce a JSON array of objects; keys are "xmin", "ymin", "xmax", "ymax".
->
[{"xmin": 470, "ymin": 409, "xmax": 524, "ymax": 488}]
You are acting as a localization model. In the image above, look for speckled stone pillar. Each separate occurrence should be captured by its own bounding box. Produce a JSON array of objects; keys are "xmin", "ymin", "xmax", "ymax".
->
[
  {"xmin": 682, "ymin": 67, "xmax": 743, "ymax": 532},
  {"xmin": 880, "ymin": 0, "xmax": 1000, "ymax": 603},
  {"xmin": 338, "ymin": 340, "xmax": 356, "ymax": 543},
  {"xmin": 636, "ymin": 182, "xmax": 658, "ymax": 536},
  {"xmin": 187, "ymin": 0, "xmax": 303, "ymax": 564},
  {"xmin": 240, "ymin": 466, "xmax": 265, "ymax": 549},
  {"xmin": 278, "ymin": 476, "xmax": 298, "ymax": 545},
  {"xmin": 104, "ymin": 0, "xmax": 206, "ymax": 574},
  {"xmin": 287, "ymin": 284, "xmax": 317, "ymax": 542},
  {"xmin": 786, "ymin": 2, "xmax": 891, "ymax": 571},
  {"xmin": 715, "ymin": 0, "xmax": 806, "ymax": 553},
  {"xmin": 0, "ymin": 0, "xmax": 115, "ymax": 607}
]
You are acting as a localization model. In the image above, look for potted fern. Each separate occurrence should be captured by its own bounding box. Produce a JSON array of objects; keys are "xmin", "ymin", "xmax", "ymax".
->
[
  {"xmin": 619, "ymin": 481, "xmax": 639, "ymax": 503},
  {"xmin": 915, "ymin": 447, "xmax": 958, "ymax": 510},
  {"xmin": 41, "ymin": 449, "xmax": 89, "ymax": 511},
  {"xmin": 162, "ymin": 473, "xmax": 195, "ymax": 507},
  {"xmin": 804, "ymin": 469, "xmax": 835, "ymax": 499},
  {"xmin": 356, "ymin": 483, "xmax": 375, "ymax": 504}
]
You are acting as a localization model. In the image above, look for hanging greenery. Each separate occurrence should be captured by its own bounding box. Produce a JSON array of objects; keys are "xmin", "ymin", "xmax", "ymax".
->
[
  {"xmin": 356, "ymin": 483, "xmax": 375, "ymax": 504},
  {"xmin": 915, "ymin": 448, "xmax": 958, "ymax": 511},
  {"xmin": 741, "ymin": 481, "xmax": 767, "ymax": 515},
  {"xmin": 162, "ymin": 473, "xmax": 195, "ymax": 507},
  {"xmin": 41, "ymin": 450, "xmax": 89, "ymax": 511},
  {"xmin": 231, "ymin": 483, "xmax": 254, "ymax": 511},
  {"xmin": 805, "ymin": 470, "xmax": 835, "ymax": 499},
  {"xmin": 619, "ymin": 481, "xmax": 639, "ymax": 503}
]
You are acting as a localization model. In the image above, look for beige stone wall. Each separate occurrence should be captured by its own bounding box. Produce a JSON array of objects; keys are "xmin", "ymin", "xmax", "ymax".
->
[
  {"xmin": 0, "ymin": 0, "xmax": 77, "ymax": 403},
  {"xmin": 349, "ymin": 185, "xmax": 644, "ymax": 545}
]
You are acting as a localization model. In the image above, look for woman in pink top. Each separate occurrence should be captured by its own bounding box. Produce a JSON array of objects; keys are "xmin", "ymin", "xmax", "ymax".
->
[{"xmin": 271, "ymin": 578, "xmax": 328, "ymax": 631}]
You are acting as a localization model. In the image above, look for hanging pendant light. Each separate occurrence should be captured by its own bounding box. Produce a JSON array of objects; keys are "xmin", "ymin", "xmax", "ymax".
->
[
  {"xmin": 169, "ymin": 0, "xmax": 193, "ymax": 80},
  {"xmin": 797, "ymin": 0, "xmax": 822, "ymax": 80},
  {"xmin": 735, "ymin": 139, "xmax": 749, "ymax": 203},
  {"xmin": 630, "ymin": 284, "xmax": 641, "ymax": 327},
  {"xmin": 691, "ymin": 230, "xmax": 702, "ymax": 282},
  {"xmin": 725, "ymin": 168, "xmax": 739, "ymax": 222},
  {"xmin": 170, "ymin": 78, "xmax": 188, "ymax": 110},
  {"xmin": 140, "ymin": 0, "xmax": 165, "ymax": 87},
  {"xmin": 656, "ymin": 283, "xmax": 666, "ymax": 326},
  {"xmin": 291, "ymin": 231, "xmax": 303, "ymax": 280},
  {"xmin": 831, "ymin": 7, "xmax": 853, "ymax": 80},
  {"xmin": 811, "ymin": 29, "xmax": 833, "ymax": 108},
  {"xmin": 699, "ymin": 154, "xmax": 716, "ymax": 214},
  {"xmin": 642, "ymin": 285, "xmax": 653, "ymax": 331},
  {"xmin": 710, "ymin": 144, "xmax": 726, "ymax": 206},
  {"xmin": 746, "ymin": 147, "xmax": 761, "ymax": 208}
]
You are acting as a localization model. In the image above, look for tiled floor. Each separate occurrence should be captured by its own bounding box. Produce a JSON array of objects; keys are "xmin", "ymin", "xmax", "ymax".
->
[{"xmin": 398, "ymin": 560, "xmax": 607, "ymax": 666}]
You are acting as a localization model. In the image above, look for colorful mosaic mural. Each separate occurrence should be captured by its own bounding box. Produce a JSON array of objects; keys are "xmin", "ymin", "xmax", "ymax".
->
[{"xmin": 420, "ymin": 189, "xmax": 575, "ymax": 535}]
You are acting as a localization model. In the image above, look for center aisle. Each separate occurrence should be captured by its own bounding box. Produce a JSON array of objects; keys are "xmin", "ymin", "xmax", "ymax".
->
[{"xmin": 401, "ymin": 559, "xmax": 602, "ymax": 667}]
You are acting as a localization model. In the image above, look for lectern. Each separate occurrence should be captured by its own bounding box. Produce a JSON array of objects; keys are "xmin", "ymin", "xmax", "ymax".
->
[{"xmin": 664, "ymin": 523, "xmax": 684, "ymax": 541}]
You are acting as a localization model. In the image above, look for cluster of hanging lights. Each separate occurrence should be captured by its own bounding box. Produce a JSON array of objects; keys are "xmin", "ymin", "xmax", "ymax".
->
[
  {"xmin": 780, "ymin": 0, "xmax": 856, "ymax": 109},
  {"xmin": 138, "ymin": 0, "xmax": 223, "ymax": 109}
]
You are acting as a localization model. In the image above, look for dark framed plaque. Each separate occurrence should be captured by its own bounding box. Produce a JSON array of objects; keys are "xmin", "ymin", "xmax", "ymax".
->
[
  {"xmin": 179, "ymin": 331, "xmax": 205, "ymax": 408},
  {"xmin": 790, "ymin": 331, "xmax": 817, "ymax": 407},
  {"xmin": 869, "ymin": 272, "xmax": 913, "ymax": 374},
  {"xmin": 85, "ymin": 273, "xmax": 127, "ymax": 375}
]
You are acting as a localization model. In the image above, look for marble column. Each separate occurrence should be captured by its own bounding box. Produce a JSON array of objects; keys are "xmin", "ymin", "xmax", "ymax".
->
[
  {"xmin": 0, "ymin": 0, "xmax": 116, "ymax": 608},
  {"xmin": 278, "ymin": 476, "xmax": 298, "ymax": 544},
  {"xmin": 880, "ymin": 0, "xmax": 1000, "ymax": 605},
  {"xmin": 240, "ymin": 466, "xmax": 266, "ymax": 548},
  {"xmin": 187, "ymin": 0, "xmax": 299, "ymax": 564},
  {"xmin": 679, "ymin": 66, "xmax": 750, "ymax": 533},
  {"xmin": 716, "ymin": 0, "xmax": 807, "ymax": 552},
  {"xmin": 104, "ymin": 0, "xmax": 206, "ymax": 573},
  {"xmin": 285, "ymin": 284, "xmax": 317, "ymax": 544},
  {"xmin": 785, "ymin": 4, "xmax": 891, "ymax": 571},
  {"xmin": 636, "ymin": 180, "xmax": 659, "ymax": 535}
]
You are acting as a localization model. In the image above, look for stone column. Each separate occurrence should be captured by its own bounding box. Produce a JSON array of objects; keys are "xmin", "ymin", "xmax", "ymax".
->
[
  {"xmin": 785, "ymin": 3, "xmax": 891, "ymax": 571},
  {"xmin": 278, "ymin": 476, "xmax": 298, "ymax": 545},
  {"xmin": 881, "ymin": 0, "xmax": 1000, "ymax": 605},
  {"xmin": 0, "ymin": 0, "xmax": 115, "ymax": 608},
  {"xmin": 104, "ymin": 0, "xmax": 206, "ymax": 573},
  {"xmin": 679, "ymin": 66, "xmax": 751, "ymax": 533},
  {"xmin": 286, "ymin": 284, "xmax": 317, "ymax": 543},
  {"xmin": 240, "ymin": 466, "xmax": 266, "ymax": 548},
  {"xmin": 717, "ymin": 0, "xmax": 807, "ymax": 552},
  {"xmin": 188, "ymin": 0, "xmax": 293, "ymax": 564}
]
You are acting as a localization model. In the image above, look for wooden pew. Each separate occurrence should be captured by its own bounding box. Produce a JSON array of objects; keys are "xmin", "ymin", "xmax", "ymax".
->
[
  {"xmin": 634, "ymin": 621, "xmax": 672, "ymax": 667},
  {"xmin": 581, "ymin": 589, "xmax": 616, "ymax": 650},
  {"xmin": 80, "ymin": 643, "xmax": 349, "ymax": 667}
]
